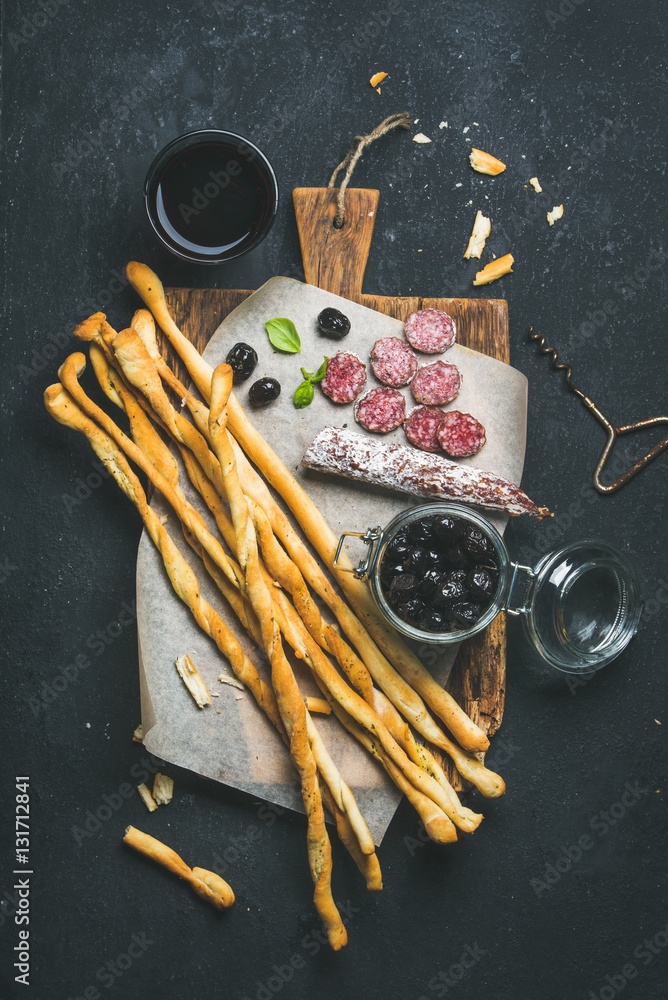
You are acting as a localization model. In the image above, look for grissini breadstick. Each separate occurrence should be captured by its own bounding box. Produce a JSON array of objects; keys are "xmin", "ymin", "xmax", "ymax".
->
[
  {"xmin": 124, "ymin": 261, "xmax": 489, "ymax": 755},
  {"xmin": 178, "ymin": 440, "xmax": 497, "ymax": 816},
  {"xmin": 58, "ymin": 353, "xmax": 245, "ymax": 597},
  {"xmin": 123, "ymin": 826, "xmax": 234, "ymax": 910},
  {"xmin": 178, "ymin": 440, "xmax": 479, "ymax": 834},
  {"xmin": 319, "ymin": 782, "xmax": 382, "ymax": 891},
  {"xmin": 209, "ymin": 364, "xmax": 346, "ymax": 952},
  {"xmin": 311, "ymin": 684, "xmax": 457, "ymax": 846},
  {"xmin": 83, "ymin": 355, "xmax": 374, "ymax": 867},
  {"xmin": 43, "ymin": 384, "xmax": 282, "ymax": 733},
  {"xmin": 248, "ymin": 496, "xmax": 482, "ymax": 832},
  {"xmin": 118, "ymin": 311, "xmax": 503, "ymax": 795}
]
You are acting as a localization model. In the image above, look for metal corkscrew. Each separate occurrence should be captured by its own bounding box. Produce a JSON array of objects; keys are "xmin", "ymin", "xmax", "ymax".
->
[{"xmin": 527, "ymin": 327, "xmax": 668, "ymax": 494}]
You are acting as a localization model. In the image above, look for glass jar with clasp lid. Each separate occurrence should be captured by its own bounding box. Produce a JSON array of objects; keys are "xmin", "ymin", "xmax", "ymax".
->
[{"xmin": 334, "ymin": 502, "xmax": 643, "ymax": 674}]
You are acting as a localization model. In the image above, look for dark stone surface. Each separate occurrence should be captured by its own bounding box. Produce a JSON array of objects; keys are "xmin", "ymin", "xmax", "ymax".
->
[{"xmin": 1, "ymin": 1, "xmax": 667, "ymax": 998}]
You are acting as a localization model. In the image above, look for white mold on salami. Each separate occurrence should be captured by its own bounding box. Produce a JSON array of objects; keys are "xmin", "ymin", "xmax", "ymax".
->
[{"xmin": 302, "ymin": 427, "xmax": 551, "ymax": 519}]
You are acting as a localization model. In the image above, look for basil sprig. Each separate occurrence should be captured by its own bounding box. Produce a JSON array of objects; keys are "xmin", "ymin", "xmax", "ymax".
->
[
  {"xmin": 265, "ymin": 317, "xmax": 301, "ymax": 353},
  {"xmin": 293, "ymin": 358, "xmax": 328, "ymax": 409}
]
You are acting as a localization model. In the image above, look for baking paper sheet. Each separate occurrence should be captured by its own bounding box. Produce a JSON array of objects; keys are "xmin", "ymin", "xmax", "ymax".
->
[{"xmin": 137, "ymin": 278, "xmax": 527, "ymax": 844}]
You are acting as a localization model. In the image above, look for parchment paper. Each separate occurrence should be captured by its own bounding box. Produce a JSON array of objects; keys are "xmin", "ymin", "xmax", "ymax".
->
[{"xmin": 136, "ymin": 278, "xmax": 527, "ymax": 844}]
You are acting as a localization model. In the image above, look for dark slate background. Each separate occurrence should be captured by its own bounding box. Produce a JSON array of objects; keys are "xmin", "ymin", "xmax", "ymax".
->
[{"xmin": 1, "ymin": 1, "xmax": 667, "ymax": 998}]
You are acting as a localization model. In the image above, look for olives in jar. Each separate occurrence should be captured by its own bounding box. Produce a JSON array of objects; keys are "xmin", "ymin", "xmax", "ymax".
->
[{"xmin": 378, "ymin": 512, "xmax": 498, "ymax": 634}]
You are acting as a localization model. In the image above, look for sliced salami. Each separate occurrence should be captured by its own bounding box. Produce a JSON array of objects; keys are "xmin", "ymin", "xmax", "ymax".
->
[
  {"xmin": 370, "ymin": 337, "xmax": 418, "ymax": 387},
  {"xmin": 437, "ymin": 411, "xmax": 487, "ymax": 457},
  {"xmin": 321, "ymin": 351, "xmax": 367, "ymax": 404},
  {"xmin": 354, "ymin": 387, "xmax": 406, "ymax": 433},
  {"xmin": 411, "ymin": 361, "xmax": 462, "ymax": 405},
  {"xmin": 404, "ymin": 406, "xmax": 446, "ymax": 452},
  {"xmin": 404, "ymin": 309, "xmax": 457, "ymax": 353}
]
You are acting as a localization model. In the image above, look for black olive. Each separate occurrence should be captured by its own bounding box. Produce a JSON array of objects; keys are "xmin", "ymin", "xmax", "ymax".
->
[
  {"xmin": 226, "ymin": 342, "xmax": 258, "ymax": 383},
  {"xmin": 380, "ymin": 558, "xmax": 405, "ymax": 585},
  {"xmin": 462, "ymin": 524, "xmax": 494, "ymax": 561},
  {"xmin": 447, "ymin": 601, "xmax": 483, "ymax": 627},
  {"xmin": 466, "ymin": 566, "xmax": 496, "ymax": 602},
  {"xmin": 407, "ymin": 519, "xmax": 435, "ymax": 545},
  {"xmin": 398, "ymin": 599, "xmax": 425, "ymax": 625},
  {"xmin": 422, "ymin": 608, "xmax": 448, "ymax": 632},
  {"xmin": 317, "ymin": 307, "xmax": 351, "ymax": 339},
  {"xmin": 386, "ymin": 533, "xmax": 411, "ymax": 561},
  {"xmin": 423, "ymin": 547, "xmax": 442, "ymax": 569},
  {"xmin": 417, "ymin": 569, "xmax": 443, "ymax": 599},
  {"xmin": 446, "ymin": 544, "xmax": 469, "ymax": 569},
  {"xmin": 248, "ymin": 377, "xmax": 281, "ymax": 405},
  {"xmin": 389, "ymin": 574, "xmax": 418, "ymax": 604},
  {"xmin": 433, "ymin": 515, "xmax": 465, "ymax": 545},
  {"xmin": 437, "ymin": 571, "xmax": 468, "ymax": 604},
  {"xmin": 404, "ymin": 546, "xmax": 428, "ymax": 575}
]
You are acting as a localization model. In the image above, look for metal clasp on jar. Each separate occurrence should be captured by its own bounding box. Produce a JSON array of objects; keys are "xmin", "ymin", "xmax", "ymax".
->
[{"xmin": 334, "ymin": 527, "xmax": 383, "ymax": 580}]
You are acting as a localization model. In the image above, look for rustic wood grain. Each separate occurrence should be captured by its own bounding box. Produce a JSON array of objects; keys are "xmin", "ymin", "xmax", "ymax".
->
[{"xmin": 163, "ymin": 185, "xmax": 510, "ymax": 790}]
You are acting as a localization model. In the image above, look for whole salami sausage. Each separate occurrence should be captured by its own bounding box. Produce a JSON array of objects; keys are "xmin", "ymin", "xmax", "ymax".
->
[
  {"xmin": 370, "ymin": 337, "xmax": 418, "ymax": 387},
  {"xmin": 302, "ymin": 427, "xmax": 551, "ymax": 518},
  {"xmin": 404, "ymin": 309, "xmax": 456, "ymax": 353},
  {"xmin": 411, "ymin": 361, "xmax": 462, "ymax": 405},
  {"xmin": 354, "ymin": 387, "xmax": 406, "ymax": 433},
  {"xmin": 437, "ymin": 411, "xmax": 487, "ymax": 457},
  {"xmin": 320, "ymin": 351, "xmax": 367, "ymax": 404},
  {"xmin": 404, "ymin": 406, "xmax": 445, "ymax": 452}
]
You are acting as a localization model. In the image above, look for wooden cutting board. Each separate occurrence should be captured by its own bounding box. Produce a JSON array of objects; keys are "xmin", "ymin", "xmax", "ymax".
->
[{"xmin": 164, "ymin": 187, "xmax": 508, "ymax": 788}]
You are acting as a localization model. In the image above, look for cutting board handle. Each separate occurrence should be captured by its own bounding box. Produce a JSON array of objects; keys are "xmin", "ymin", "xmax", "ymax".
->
[{"xmin": 292, "ymin": 187, "xmax": 380, "ymax": 302}]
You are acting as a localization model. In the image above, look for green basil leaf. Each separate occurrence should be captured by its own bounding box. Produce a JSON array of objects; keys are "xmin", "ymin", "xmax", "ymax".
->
[
  {"xmin": 300, "ymin": 367, "xmax": 313, "ymax": 381},
  {"xmin": 265, "ymin": 317, "xmax": 301, "ymax": 354},
  {"xmin": 311, "ymin": 357, "xmax": 329, "ymax": 383},
  {"xmin": 294, "ymin": 381, "xmax": 314, "ymax": 409}
]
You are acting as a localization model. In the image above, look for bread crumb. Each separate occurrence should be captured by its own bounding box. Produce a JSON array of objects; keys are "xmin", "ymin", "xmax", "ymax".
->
[
  {"xmin": 473, "ymin": 253, "xmax": 514, "ymax": 286},
  {"xmin": 469, "ymin": 148, "xmax": 506, "ymax": 175},
  {"xmin": 529, "ymin": 176, "xmax": 542, "ymax": 193},
  {"xmin": 463, "ymin": 210, "xmax": 492, "ymax": 259},
  {"xmin": 138, "ymin": 783, "xmax": 158, "ymax": 813},
  {"xmin": 176, "ymin": 653, "xmax": 211, "ymax": 708},
  {"xmin": 218, "ymin": 672, "xmax": 244, "ymax": 691},
  {"xmin": 439, "ymin": 121, "xmax": 448, "ymax": 129},
  {"xmin": 152, "ymin": 773, "xmax": 174, "ymax": 806},
  {"xmin": 132, "ymin": 724, "xmax": 143, "ymax": 743},
  {"xmin": 413, "ymin": 133, "xmax": 432, "ymax": 144},
  {"xmin": 547, "ymin": 204, "xmax": 564, "ymax": 226}
]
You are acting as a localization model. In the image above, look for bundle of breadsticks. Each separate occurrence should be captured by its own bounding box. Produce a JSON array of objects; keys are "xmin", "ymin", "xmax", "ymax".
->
[{"xmin": 44, "ymin": 262, "xmax": 506, "ymax": 950}]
